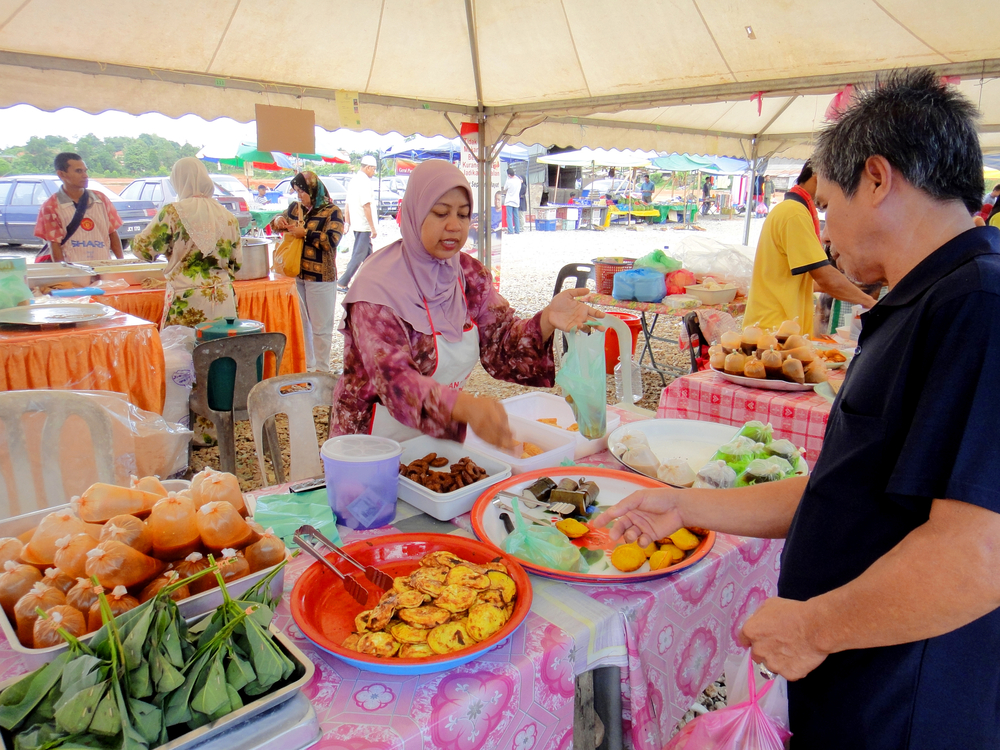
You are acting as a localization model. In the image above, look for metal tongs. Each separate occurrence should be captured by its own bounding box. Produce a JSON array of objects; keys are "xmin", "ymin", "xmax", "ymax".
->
[{"xmin": 293, "ymin": 524, "xmax": 393, "ymax": 606}]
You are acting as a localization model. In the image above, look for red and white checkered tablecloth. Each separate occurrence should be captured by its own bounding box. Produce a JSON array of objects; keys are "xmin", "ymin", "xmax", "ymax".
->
[{"xmin": 656, "ymin": 369, "xmax": 844, "ymax": 467}]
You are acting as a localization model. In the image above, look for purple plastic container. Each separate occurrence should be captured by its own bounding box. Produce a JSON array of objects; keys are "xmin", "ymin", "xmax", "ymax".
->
[{"xmin": 321, "ymin": 435, "xmax": 402, "ymax": 530}]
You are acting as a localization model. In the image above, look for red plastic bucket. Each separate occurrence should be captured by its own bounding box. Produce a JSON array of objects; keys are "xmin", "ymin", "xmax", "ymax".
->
[{"xmin": 603, "ymin": 311, "xmax": 642, "ymax": 374}]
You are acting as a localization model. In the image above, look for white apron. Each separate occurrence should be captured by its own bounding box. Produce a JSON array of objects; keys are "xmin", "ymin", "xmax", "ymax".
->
[
  {"xmin": 56, "ymin": 191, "xmax": 114, "ymax": 263},
  {"xmin": 370, "ymin": 296, "xmax": 480, "ymax": 442}
]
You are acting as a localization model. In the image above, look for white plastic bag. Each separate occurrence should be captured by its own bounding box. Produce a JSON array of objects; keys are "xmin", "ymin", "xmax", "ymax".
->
[
  {"xmin": 672, "ymin": 236, "xmax": 755, "ymax": 296},
  {"xmin": 160, "ymin": 326, "xmax": 196, "ymax": 427}
]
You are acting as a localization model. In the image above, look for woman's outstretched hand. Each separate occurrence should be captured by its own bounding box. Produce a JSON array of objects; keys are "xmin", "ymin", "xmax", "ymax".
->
[
  {"xmin": 591, "ymin": 488, "xmax": 686, "ymax": 548},
  {"xmin": 453, "ymin": 392, "xmax": 514, "ymax": 449},
  {"xmin": 540, "ymin": 288, "xmax": 605, "ymax": 340}
]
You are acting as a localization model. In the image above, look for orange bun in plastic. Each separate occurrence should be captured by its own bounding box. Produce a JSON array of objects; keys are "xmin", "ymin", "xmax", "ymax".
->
[
  {"xmin": 65, "ymin": 578, "xmax": 101, "ymax": 625},
  {"xmin": 20, "ymin": 511, "xmax": 90, "ymax": 567},
  {"xmin": 0, "ymin": 561, "xmax": 43, "ymax": 620},
  {"xmin": 131, "ymin": 475, "xmax": 168, "ymax": 497},
  {"xmin": 14, "ymin": 582, "xmax": 66, "ymax": 647},
  {"xmin": 245, "ymin": 530, "xmax": 286, "ymax": 573},
  {"xmin": 0, "ymin": 539, "xmax": 23, "ymax": 567},
  {"xmin": 147, "ymin": 494, "xmax": 201, "ymax": 560},
  {"xmin": 99, "ymin": 515, "xmax": 152, "ymax": 555},
  {"xmin": 195, "ymin": 502, "xmax": 258, "ymax": 553},
  {"xmin": 33, "ymin": 605, "xmax": 87, "ymax": 648},
  {"xmin": 53, "ymin": 534, "xmax": 99, "ymax": 579},
  {"xmin": 88, "ymin": 586, "xmax": 138, "ymax": 631},
  {"xmin": 72, "ymin": 484, "xmax": 160, "ymax": 523},
  {"xmin": 42, "ymin": 567, "xmax": 76, "ymax": 595},
  {"xmin": 85, "ymin": 541, "xmax": 165, "ymax": 589}
]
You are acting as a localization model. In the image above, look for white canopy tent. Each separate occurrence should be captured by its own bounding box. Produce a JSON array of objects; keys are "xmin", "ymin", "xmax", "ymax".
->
[{"xmin": 1, "ymin": 0, "xmax": 997, "ymax": 255}]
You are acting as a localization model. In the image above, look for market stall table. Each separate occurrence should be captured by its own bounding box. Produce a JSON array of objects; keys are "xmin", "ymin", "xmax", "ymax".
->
[
  {"xmin": 583, "ymin": 292, "xmax": 747, "ymax": 382},
  {"xmin": 602, "ymin": 206, "xmax": 661, "ymax": 228},
  {"xmin": 99, "ymin": 274, "xmax": 307, "ymax": 377},
  {"xmin": 0, "ymin": 311, "xmax": 165, "ymax": 413},
  {"xmin": 657, "ymin": 368, "xmax": 846, "ymax": 468}
]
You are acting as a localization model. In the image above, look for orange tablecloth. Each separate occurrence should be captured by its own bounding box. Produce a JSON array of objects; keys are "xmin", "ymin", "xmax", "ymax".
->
[
  {"xmin": 99, "ymin": 274, "xmax": 306, "ymax": 377},
  {"xmin": 0, "ymin": 312, "xmax": 165, "ymax": 413}
]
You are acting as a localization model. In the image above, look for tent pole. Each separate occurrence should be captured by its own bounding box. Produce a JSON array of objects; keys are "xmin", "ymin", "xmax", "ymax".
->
[
  {"xmin": 479, "ymin": 113, "xmax": 490, "ymax": 269},
  {"xmin": 742, "ymin": 138, "xmax": 758, "ymax": 246}
]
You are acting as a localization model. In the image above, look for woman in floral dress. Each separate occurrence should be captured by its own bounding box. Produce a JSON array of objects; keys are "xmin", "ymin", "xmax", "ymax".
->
[
  {"xmin": 132, "ymin": 157, "xmax": 242, "ymax": 328},
  {"xmin": 331, "ymin": 159, "xmax": 603, "ymax": 446}
]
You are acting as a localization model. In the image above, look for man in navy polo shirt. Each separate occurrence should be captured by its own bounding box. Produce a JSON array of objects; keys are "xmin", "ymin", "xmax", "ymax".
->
[{"xmin": 594, "ymin": 69, "xmax": 1000, "ymax": 748}]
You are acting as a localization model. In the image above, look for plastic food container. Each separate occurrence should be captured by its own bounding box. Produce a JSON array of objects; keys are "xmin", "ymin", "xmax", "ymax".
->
[
  {"xmin": 321, "ymin": 435, "xmax": 402, "ymax": 530},
  {"xmin": 500, "ymin": 392, "xmax": 621, "ymax": 459},
  {"xmin": 684, "ymin": 283, "xmax": 738, "ymax": 305},
  {"xmin": 93, "ymin": 261, "xmax": 167, "ymax": 286},
  {"xmin": 0, "ymin": 503, "xmax": 286, "ymax": 669},
  {"xmin": 396, "ymin": 436, "xmax": 511, "ymax": 520},
  {"xmin": 466, "ymin": 415, "xmax": 577, "ymax": 474}
]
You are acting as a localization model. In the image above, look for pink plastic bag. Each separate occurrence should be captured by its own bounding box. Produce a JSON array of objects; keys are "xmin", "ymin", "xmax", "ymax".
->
[{"xmin": 666, "ymin": 651, "xmax": 791, "ymax": 750}]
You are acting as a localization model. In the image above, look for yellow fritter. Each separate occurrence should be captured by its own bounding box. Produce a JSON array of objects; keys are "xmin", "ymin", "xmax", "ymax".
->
[
  {"xmin": 397, "ymin": 605, "xmax": 452, "ymax": 629},
  {"xmin": 421, "ymin": 550, "xmax": 464, "ymax": 569},
  {"xmin": 393, "ymin": 576, "xmax": 416, "ymax": 594},
  {"xmin": 366, "ymin": 594, "xmax": 398, "ymax": 631},
  {"xmin": 669, "ymin": 528, "xmax": 701, "ymax": 551},
  {"xmin": 483, "ymin": 560, "xmax": 509, "ymax": 574},
  {"xmin": 342, "ymin": 633, "xmax": 361, "ymax": 651},
  {"xmin": 389, "ymin": 621, "xmax": 430, "ymax": 644},
  {"xmin": 486, "ymin": 571, "xmax": 517, "ymax": 603},
  {"xmin": 446, "ymin": 565, "xmax": 491, "ymax": 590},
  {"xmin": 477, "ymin": 589, "xmax": 505, "ymax": 608},
  {"xmin": 399, "ymin": 642, "xmax": 435, "ymax": 659},
  {"xmin": 659, "ymin": 543, "xmax": 686, "ymax": 563},
  {"xmin": 427, "ymin": 621, "xmax": 473, "ymax": 654},
  {"xmin": 409, "ymin": 567, "xmax": 448, "ymax": 597},
  {"xmin": 610, "ymin": 543, "xmax": 647, "ymax": 572},
  {"xmin": 555, "ymin": 518, "xmax": 590, "ymax": 539},
  {"xmin": 435, "ymin": 584, "xmax": 478, "ymax": 613},
  {"xmin": 466, "ymin": 603, "xmax": 506, "ymax": 642},
  {"xmin": 354, "ymin": 610, "xmax": 372, "ymax": 634},
  {"xmin": 395, "ymin": 590, "xmax": 426, "ymax": 609},
  {"xmin": 356, "ymin": 632, "xmax": 399, "ymax": 658}
]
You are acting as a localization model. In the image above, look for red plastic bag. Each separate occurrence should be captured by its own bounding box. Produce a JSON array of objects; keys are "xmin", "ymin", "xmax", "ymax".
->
[
  {"xmin": 666, "ymin": 269, "xmax": 696, "ymax": 296},
  {"xmin": 666, "ymin": 651, "xmax": 791, "ymax": 750}
]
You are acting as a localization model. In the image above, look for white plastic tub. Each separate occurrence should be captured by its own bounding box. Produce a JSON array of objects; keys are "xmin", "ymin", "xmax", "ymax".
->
[
  {"xmin": 684, "ymin": 283, "xmax": 738, "ymax": 305},
  {"xmin": 465, "ymin": 414, "xmax": 577, "ymax": 474},
  {"xmin": 500, "ymin": 392, "xmax": 622, "ymax": 459},
  {"xmin": 396, "ymin": 436, "xmax": 511, "ymax": 521},
  {"xmin": 94, "ymin": 262, "xmax": 166, "ymax": 286},
  {"xmin": 0, "ymin": 503, "xmax": 285, "ymax": 669}
]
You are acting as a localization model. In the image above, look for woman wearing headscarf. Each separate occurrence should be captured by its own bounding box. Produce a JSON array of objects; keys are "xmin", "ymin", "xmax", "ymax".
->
[
  {"xmin": 132, "ymin": 157, "xmax": 242, "ymax": 328},
  {"xmin": 271, "ymin": 171, "xmax": 344, "ymax": 373},
  {"xmin": 331, "ymin": 159, "xmax": 602, "ymax": 446}
]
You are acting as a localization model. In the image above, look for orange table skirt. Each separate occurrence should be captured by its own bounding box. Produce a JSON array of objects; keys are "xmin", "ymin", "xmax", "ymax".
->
[
  {"xmin": 100, "ymin": 275, "xmax": 307, "ymax": 377},
  {"xmin": 0, "ymin": 312, "xmax": 166, "ymax": 414}
]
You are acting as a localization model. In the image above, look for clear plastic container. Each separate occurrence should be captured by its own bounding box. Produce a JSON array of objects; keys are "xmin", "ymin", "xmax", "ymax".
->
[
  {"xmin": 500, "ymin": 392, "xmax": 621, "ymax": 459},
  {"xmin": 465, "ymin": 415, "xmax": 576, "ymax": 475},
  {"xmin": 321, "ymin": 435, "xmax": 402, "ymax": 530},
  {"xmin": 614, "ymin": 357, "xmax": 644, "ymax": 404}
]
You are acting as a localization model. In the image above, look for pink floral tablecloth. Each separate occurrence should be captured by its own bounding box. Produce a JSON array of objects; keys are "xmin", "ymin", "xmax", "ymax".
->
[{"xmin": 656, "ymin": 370, "xmax": 844, "ymax": 468}]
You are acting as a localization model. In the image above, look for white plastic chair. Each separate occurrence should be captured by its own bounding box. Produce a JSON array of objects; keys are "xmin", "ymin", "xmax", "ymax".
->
[
  {"xmin": 0, "ymin": 391, "xmax": 116, "ymax": 516},
  {"xmin": 247, "ymin": 372, "xmax": 338, "ymax": 485}
]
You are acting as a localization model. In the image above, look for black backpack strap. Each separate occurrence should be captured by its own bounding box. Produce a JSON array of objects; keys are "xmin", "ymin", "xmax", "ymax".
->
[
  {"xmin": 783, "ymin": 190, "xmax": 810, "ymax": 210},
  {"xmin": 62, "ymin": 190, "xmax": 90, "ymax": 245}
]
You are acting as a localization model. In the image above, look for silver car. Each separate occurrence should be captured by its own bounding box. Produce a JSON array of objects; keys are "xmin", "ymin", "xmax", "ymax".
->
[{"xmin": 119, "ymin": 177, "xmax": 252, "ymax": 231}]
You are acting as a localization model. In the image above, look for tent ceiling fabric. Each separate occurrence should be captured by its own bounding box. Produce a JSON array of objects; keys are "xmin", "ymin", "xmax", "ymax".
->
[{"xmin": 0, "ymin": 0, "xmax": 997, "ymax": 156}]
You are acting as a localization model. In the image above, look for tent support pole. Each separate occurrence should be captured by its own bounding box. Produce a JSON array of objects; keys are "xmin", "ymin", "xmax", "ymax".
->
[
  {"xmin": 742, "ymin": 138, "xmax": 758, "ymax": 246},
  {"xmin": 479, "ymin": 112, "xmax": 490, "ymax": 270}
]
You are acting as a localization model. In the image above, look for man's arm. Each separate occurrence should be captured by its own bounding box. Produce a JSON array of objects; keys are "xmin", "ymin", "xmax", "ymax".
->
[
  {"xmin": 362, "ymin": 202, "xmax": 377, "ymax": 239},
  {"xmin": 809, "ymin": 264, "xmax": 880, "ymax": 307},
  {"xmin": 742, "ymin": 498, "xmax": 1000, "ymax": 679},
  {"xmin": 592, "ymin": 475, "xmax": 808, "ymax": 548},
  {"xmin": 50, "ymin": 240, "xmax": 65, "ymax": 262},
  {"xmin": 109, "ymin": 232, "xmax": 124, "ymax": 259}
]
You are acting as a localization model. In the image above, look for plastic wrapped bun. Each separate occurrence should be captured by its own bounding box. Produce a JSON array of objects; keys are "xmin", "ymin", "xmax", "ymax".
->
[
  {"xmin": 88, "ymin": 586, "xmax": 138, "ymax": 632},
  {"xmin": 245, "ymin": 529, "xmax": 287, "ymax": 573},
  {"xmin": 0, "ymin": 538, "xmax": 23, "ymax": 567},
  {"xmin": 20, "ymin": 511, "xmax": 90, "ymax": 567},
  {"xmin": 736, "ymin": 457, "xmax": 795, "ymax": 487},
  {"xmin": 99, "ymin": 515, "xmax": 152, "ymax": 555},
  {"xmin": 66, "ymin": 578, "xmax": 101, "ymax": 626},
  {"xmin": 693, "ymin": 460, "xmax": 738, "ymax": 490},
  {"xmin": 52, "ymin": 534, "xmax": 99, "ymax": 580},
  {"xmin": 14, "ymin": 582, "xmax": 66, "ymax": 647},
  {"xmin": 139, "ymin": 571, "xmax": 189, "ymax": 603},
  {"xmin": 764, "ymin": 439, "xmax": 802, "ymax": 466},
  {"xmin": 0, "ymin": 561, "xmax": 43, "ymax": 620},
  {"xmin": 195, "ymin": 502, "xmax": 258, "ymax": 553},
  {"xmin": 218, "ymin": 549, "xmax": 249, "ymax": 584},
  {"xmin": 656, "ymin": 458, "xmax": 697, "ymax": 488},
  {"xmin": 33, "ymin": 605, "xmax": 88, "ymax": 648},
  {"xmin": 191, "ymin": 471, "xmax": 246, "ymax": 516},
  {"xmin": 43, "ymin": 567, "xmax": 76, "ymax": 595},
  {"xmin": 621, "ymin": 446, "xmax": 660, "ymax": 479},
  {"xmin": 147, "ymin": 493, "xmax": 201, "ymax": 560},
  {"xmin": 85, "ymin": 541, "xmax": 165, "ymax": 589},
  {"xmin": 131, "ymin": 475, "xmax": 168, "ymax": 497},
  {"xmin": 73, "ymin": 483, "xmax": 160, "ymax": 523},
  {"xmin": 781, "ymin": 358, "xmax": 805, "ymax": 385}
]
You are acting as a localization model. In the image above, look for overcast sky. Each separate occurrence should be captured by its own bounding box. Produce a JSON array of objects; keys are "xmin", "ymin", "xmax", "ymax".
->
[{"xmin": 0, "ymin": 104, "xmax": 408, "ymax": 154}]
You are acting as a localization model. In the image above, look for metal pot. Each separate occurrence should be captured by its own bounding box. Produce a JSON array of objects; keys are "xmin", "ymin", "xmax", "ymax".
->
[{"xmin": 236, "ymin": 238, "xmax": 271, "ymax": 280}]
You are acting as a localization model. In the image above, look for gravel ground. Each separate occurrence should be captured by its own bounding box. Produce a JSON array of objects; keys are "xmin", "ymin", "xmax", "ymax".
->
[{"xmin": 181, "ymin": 215, "xmax": 759, "ymax": 489}]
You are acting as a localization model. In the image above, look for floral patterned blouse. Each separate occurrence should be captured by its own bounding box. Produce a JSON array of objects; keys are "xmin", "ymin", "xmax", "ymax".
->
[
  {"xmin": 331, "ymin": 252, "xmax": 556, "ymax": 441},
  {"xmin": 271, "ymin": 201, "xmax": 344, "ymax": 283},
  {"xmin": 132, "ymin": 203, "xmax": 242, "ymax": 328}
]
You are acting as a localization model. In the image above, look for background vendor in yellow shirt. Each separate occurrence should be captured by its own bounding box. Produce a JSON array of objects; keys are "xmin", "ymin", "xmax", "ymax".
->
[{"xmin": 745, "ymin": 161, "xmax": 879, "ymax": 333}]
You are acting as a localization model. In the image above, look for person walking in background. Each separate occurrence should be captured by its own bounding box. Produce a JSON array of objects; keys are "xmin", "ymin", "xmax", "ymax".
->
[
  {"xmin": 641, "ymin": 174, "xmax": 655, "ymax": 203},
  {"xmin": 132, "ymin": 157, "xmax": 242, "ymax": 328},
  {"xmin": 271, "ymin": 171, "xmax": 344, "ymax": 373},
  {"xmin": 503, "ymin": 167, "xmax": 522, "ymax": 234},
  {"xmin": 339, "ymin": 154, "xmax": 378, "ymax": 292},
  {"xmin": 34, "ymin": 152, "xmax": 124, "ymax": 263},
  {"xmin": 764, "ymin": 176, "xmax": 775, "ymax": 207}
]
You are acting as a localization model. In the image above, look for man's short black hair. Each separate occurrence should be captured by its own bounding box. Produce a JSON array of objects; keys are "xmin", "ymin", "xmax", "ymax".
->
[
  {"xmin": 257, "ymin": 184, "xmax": 267, "ymax": 191},
  {"xmin": 796, "ymin": 160, "xmax": 814, "ymax": 185},
  {"xmin": 813, "ymin": 69, "xmax": 983, "ymax": 213},
  {"xmin": 507, "ymin": 167, "xmax": 515, "ymax": 176},
  {"xmin": 54, "ymin": 152, "xmax": 82, "ymax": 173}
]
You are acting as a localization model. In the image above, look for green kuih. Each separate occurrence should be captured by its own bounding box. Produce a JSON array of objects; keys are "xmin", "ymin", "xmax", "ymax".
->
[{"xmin": 737, "ymin": 420, "xmax": 773, "ymax": 445}]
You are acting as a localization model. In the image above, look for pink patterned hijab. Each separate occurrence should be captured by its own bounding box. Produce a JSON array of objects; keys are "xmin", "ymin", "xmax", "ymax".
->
[{"xmin": 342, "ymin": 159, "xmax": 472, "ymax": 343}]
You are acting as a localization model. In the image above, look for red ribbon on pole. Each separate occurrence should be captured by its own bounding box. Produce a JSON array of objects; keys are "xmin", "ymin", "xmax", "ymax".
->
[{"xmin": 750, "ymin": 91, "xmax": 764, "ymax": 116}]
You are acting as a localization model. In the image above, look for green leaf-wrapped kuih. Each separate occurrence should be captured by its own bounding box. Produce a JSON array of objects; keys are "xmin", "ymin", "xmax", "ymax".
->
[
  {"xmin": 0, "ymin": 652, "xmax": 73, "ymax": 731},
  {"xmin": 89, "ymin": 688, "xmax": 121, "ymax": 737},
  {"xmin": 54, "ymin": 680, "xmax": 107, "ymax": 735},
  {"xmin": 190, "ymin": 652, "xmax": 228, "ymax": 717}
]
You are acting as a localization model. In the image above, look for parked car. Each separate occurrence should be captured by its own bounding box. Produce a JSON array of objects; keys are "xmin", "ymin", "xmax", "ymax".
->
[
  {"xmin": 381, "ymin": 175, "xmax": 408, "ymax": 195},
  {"xmin": 119, "ymin": 177, "xmax": 251, "ymax": 231},
  {"xmin": 208, "ymin": 174, "xmax": 255, "ymax": 208},
  {"xmin": 0, "ymin": 175, "xmax": 157, "ymax": 247},
  {"xmin": 272, "ymin": 176, "xmax": 348, "ymax": 212},
  {"xmin": 581, "ymin": 178, "xmax": 639, "ymax": 201},
  {"xmin": 376, "ymin": 178, "xmax": 404, "ymax": 217}
]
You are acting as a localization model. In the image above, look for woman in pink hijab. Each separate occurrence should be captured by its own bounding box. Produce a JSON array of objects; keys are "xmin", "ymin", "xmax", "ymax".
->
[{"xmin": 332, "ymin": 159, "xmax": 601, "ymax": 446}]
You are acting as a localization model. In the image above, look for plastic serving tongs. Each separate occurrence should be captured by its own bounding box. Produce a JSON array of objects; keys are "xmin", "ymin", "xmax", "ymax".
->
[{"xmin": 293, "ymin": 524, "xmax": 393, "ymax": 606}]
